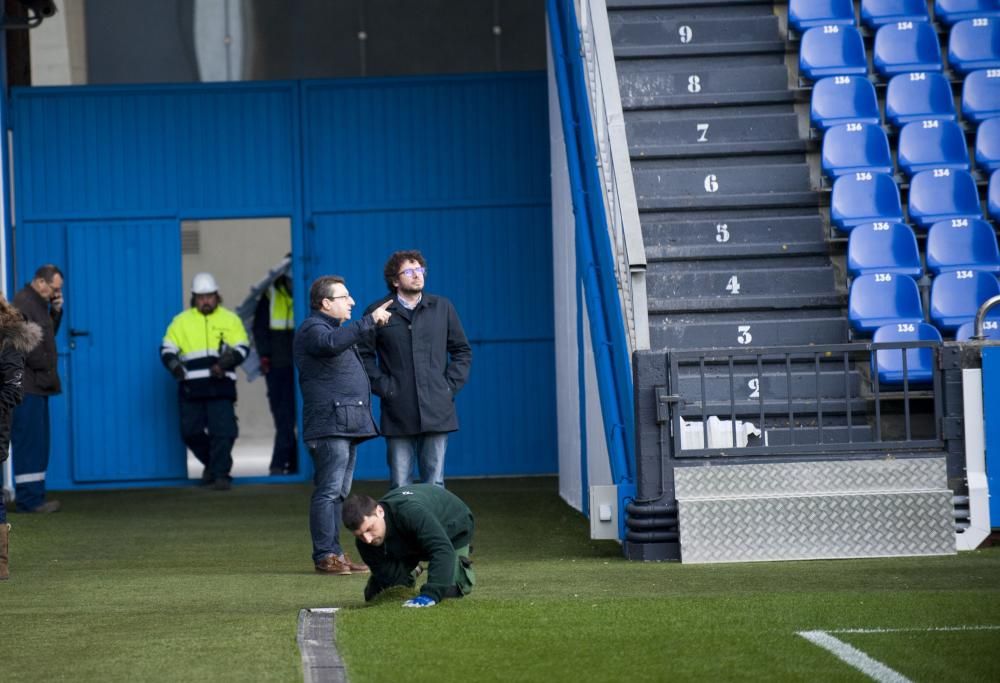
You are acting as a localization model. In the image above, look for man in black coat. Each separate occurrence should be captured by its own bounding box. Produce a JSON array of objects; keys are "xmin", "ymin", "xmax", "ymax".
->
[
  {"xmin": 359, "ymin": 250, "xmax": 472, "ymax": 489},
  {"xmin": 294, "ymin": 275, "xmax": 392, "ymax": 575},
  {"xmin": 252, "ymin": 274, "xmax": 297, "ymax": 475},
  {"xmin": 10, "ymin": 264, "xmax": 64, "ymax": 514}
]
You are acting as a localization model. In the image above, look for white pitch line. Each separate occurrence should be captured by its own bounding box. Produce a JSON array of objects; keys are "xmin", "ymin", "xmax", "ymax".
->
[
  {"xmin": 829, "ymin": 625, "xmax": 1000, "ymax": 634},
  {"xmin": 797, "ymin": 631, "xmax": 913, "ymax": 683}
]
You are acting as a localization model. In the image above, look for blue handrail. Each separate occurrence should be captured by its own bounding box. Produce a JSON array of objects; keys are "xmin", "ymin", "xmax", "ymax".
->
[{"xmin": 547, "ymin": 0, "xmax": 635, "ymax": 486}]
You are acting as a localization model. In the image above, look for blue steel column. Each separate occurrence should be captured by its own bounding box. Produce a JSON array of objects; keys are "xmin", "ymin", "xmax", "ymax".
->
[{"xmin": 546, "ymin": 0, "xmax": 635, "ymax": 489}]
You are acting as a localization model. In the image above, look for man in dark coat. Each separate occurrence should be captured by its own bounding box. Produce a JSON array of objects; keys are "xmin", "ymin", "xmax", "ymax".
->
[
  {"xmin": 359, "ymin": 250, "xmax": 472, "ymax": 489},
  {"xmin": 294, "ymin": 275, "xmax": 392, "ymax": 575},
  {"xmin": 343, "ymin": 484, "xmax": 475, "ymax": 608},
  {"xmin": 10, "ymin": 264, "xmax": 64, "ymax": 513},
  {"xmin": 252, "ymin": 273, "xmax": 297, "ymax": 475}
]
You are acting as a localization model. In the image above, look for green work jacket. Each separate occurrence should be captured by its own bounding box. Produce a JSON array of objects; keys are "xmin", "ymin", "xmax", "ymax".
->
[{"xmin": 356, "ymin": 484, "xmax": 474, "ymax": 603}]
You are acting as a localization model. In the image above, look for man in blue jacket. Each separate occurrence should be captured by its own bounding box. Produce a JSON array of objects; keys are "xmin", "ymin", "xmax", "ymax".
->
[{"xmin": 294, "ymin": 275, "xmax": 392, "ymax": 575}]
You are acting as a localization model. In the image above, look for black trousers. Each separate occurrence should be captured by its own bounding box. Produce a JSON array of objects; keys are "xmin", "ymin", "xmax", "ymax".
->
[
  {"xmin": 180, "ymin": 398, "xmax": 238, "ymax": 479},
  {"xmin": 265, "ymin": 365, "xmax": 297, "ymax": 472}
]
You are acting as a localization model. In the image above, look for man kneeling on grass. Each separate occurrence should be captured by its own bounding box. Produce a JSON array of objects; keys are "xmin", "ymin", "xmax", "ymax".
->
[{"xmin": 342, "ymin": 485, "xmax": 475, "ymax": 608}]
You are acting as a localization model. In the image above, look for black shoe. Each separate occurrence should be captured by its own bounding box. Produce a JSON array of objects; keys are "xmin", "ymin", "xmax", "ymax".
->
[
  {"xmin": 269, "ymin": 467, "xmax": 290, "ymax": 476},
  {"xmin": 21, "ymin": 500, "xmax": 61, "ymax": 514},
  {"xmin": 212, "ymin": 477, "xmax": 232, "ymax": 491}
]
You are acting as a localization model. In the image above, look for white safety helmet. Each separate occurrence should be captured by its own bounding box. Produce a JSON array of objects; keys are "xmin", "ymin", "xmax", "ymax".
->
[{"xmin": 191, "ymin": 272, "xmax": 219, "ymax": 295}]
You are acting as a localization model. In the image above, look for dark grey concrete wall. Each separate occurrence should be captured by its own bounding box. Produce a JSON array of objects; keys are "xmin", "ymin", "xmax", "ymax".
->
[{"xmin": 85, "ymin": 0, "xmax": 545, "ymax": 84}]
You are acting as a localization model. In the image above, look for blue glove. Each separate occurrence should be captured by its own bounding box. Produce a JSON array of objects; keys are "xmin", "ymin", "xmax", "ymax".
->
[{"xmin": 402, "ymin": 595, "xmax": 437, "ymax": 608}]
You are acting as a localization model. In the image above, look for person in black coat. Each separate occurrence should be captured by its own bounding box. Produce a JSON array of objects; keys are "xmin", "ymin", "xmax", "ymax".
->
[
  {"xmin": 252, "ymin": 274, "xmax": 297, "ymax": 475},
  {"xmin": 293, "ymin": 275, "xmax": 392, "ymax": 575},
  {"xmin": 10, "ymin": 264, "xmax": 63, "ymax": 513},
  {"xmin": 359, "ymin": 250, "xmax": 472, "ymax": 489},
  {"xmin": 0, "ymin": 294, "xmax": 42, "ymax": 579}
]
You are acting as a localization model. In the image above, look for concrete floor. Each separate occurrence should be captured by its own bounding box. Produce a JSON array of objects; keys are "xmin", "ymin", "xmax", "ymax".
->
[{"xmin": 186, "ymin": 436, "xmax": 280, "ymax": 479}]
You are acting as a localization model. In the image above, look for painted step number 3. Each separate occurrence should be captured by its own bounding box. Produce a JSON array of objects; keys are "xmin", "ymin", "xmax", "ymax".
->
[{"xmin": 737, "ymin": 325, "xmax": 752, "ymax": 345}]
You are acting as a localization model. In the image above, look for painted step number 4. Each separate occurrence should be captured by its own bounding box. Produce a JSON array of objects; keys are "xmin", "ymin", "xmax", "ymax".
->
[{"xmin": 726, "ymin": 275, "xmax": 741, "ymax": 294}]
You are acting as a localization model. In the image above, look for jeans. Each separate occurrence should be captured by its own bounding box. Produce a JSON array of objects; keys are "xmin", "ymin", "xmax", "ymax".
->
[
  {"xmin": 308, "ymin": 437, "xmax": 357, "ymax": 563},
  {"xmin": 387, "ymin": 433, "xmax": 448, "ymax": 489}
]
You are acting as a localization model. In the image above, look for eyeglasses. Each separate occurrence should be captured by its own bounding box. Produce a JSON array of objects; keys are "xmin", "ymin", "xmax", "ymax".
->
[
  {"xmin": 325, "ymin": 294, "xmax": 350, "ymax": 302},
  {"xmin": 398, "ymin": 267, "xmax": 427, "ymax": 277}
]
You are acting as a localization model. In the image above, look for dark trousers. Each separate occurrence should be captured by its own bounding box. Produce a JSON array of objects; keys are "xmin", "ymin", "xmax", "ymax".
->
[
  {"xmin": 265, "ymin": 365, "xmax": 297, "ymax": 472},
  {"xmin": 11, "ymin": 394, "xmax": 50, "ymax": 511},
  {"xmin": 180, "ymin": 398, "xmax": 238, "ymax": 480}
]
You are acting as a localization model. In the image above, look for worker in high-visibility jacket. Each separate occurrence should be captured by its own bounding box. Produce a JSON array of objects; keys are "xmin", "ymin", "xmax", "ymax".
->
[
  {"xmin": 252, "ymin": 273, "xmax": 297, "ymax": 475},
  {"xmin": 160, "ymin": 272, "xmax": 250, "ymax": 490}
]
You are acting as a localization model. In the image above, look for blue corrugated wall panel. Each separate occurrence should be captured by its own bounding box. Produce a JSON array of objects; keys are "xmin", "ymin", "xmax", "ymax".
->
[
  {"xmin": 12, "ymin": 83, "xmax": 298, "ymax": 220},
  {"xmin": 303, "ymin": 74, "xmax": 550, "ymax": 212},
  {"xmin": 66, "ymin": 221, "xmax": 184, "ymax": 482},
  {"xmin": 304, "ymin": 73, "xmax": 554, "ymax": 479},
  {"xmin": 9, "ymin": 73, "xmax": 553, "ymax": 488}
]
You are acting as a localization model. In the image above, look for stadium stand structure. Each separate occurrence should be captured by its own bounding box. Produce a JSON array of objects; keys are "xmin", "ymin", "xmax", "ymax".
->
[{"xmin": 610, "ymin": 0, "xmax": 995, "ymax": 563}]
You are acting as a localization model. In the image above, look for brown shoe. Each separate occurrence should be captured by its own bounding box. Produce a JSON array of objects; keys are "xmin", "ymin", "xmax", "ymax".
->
[
  {"xmin": 314, "ymin": 554, "xmax": 352, "ymax": 575},
  {"xmin": 343, "ymin": 553, "xmax": 369, "ymax": 573}
]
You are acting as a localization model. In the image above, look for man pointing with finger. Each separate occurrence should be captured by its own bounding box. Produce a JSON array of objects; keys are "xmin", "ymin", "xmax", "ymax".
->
[
  {"xmin": 359, "ymin": 250, "xmax": 472, "ymax": 489},
  {"xmin": 295, "ymin": 275, "xmax": 392, "ymax": 575}
]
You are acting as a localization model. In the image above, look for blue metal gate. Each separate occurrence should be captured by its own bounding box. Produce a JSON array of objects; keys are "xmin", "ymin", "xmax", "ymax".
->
[{"xmin": 9, "ymin": 74, "xmax": 554, "ymax": 488}]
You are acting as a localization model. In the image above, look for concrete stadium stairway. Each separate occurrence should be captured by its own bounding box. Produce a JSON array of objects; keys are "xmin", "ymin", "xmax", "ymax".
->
[{"xmin": 608, "ymin": 0, "xmax": 848, "ymax": 352}]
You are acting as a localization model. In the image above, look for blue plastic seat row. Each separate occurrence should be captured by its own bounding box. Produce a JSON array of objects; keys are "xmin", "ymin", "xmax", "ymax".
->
[
  {"xmin": 849, "ymin": 270, "xmax": 1000, "ymax": 334},
  {"xmin": 813, "ymin": 69, "xmax": 999, "ymax": 131},
  {"xmin": 790, "ymin": 1, "xmax": 941, "ymax": 33},
  {"xmin": 848, "ymin": 218, "xmax": 1000, "ymax": 279},
  {"xmin": 832, "ymin": 168, "xmax": 983, "ymax": 232}
]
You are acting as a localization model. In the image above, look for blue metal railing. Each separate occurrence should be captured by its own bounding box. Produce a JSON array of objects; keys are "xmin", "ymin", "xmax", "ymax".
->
[{"xmin": 547, "ymin": 0, "xmax": 635, "ymax": 487}]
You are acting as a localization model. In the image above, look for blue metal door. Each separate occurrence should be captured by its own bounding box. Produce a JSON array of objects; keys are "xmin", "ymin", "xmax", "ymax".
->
[{"xmin": 67, "ymin": 220, "xmax": 185, "ymax": 482}]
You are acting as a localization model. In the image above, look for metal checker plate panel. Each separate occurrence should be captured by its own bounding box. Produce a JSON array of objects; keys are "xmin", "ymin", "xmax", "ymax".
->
[
  {"xmin": 674, "ymin": 458, "xmax": 947, "ymax": 499},
  {"xmin": 678, "ymin": 491, "xmax": 956, "ymax": 563}
]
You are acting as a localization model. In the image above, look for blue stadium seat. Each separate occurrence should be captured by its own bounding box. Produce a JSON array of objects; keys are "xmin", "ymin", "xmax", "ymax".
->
[
  {"xmin": 955, "ymin": 313, "xmax": 1000, "ymax": 340},
  {"xmin": 975, "ymin": 116, "xmax": 1000, "ymax": 172},
  {"xmin": 930, "ymin": 269, "xmax": 1000, "ymax": 331},
  {"xmin": 862, "ymin": 0, "xmax": 931, "ymax": 29},
  {"xmin": 926, "ymin": 217, "xmax": 1000, "ymax": 274},
  {"xmin": 886, "ymin": 72, "xmax": 958, "ymax": 128},
  {"xmin": 991, "ymin": 170, "xmax": 1000, "ymax": 221},
  {"xmin": 848, "ymin": 221, "xmax": 923, "ymax": 277},
  {"xmin": 907, "ymin": 169, "xmax": 982, "ymax": 229},
  {"xmin": 872, "ymin": 322, "xmax": 941, "ymax": 384},
  {"xmin": 790, "ymin": 0, "xmax": 856, "ymax": 33},
  {"xmin": 962, "ymin": 69, "xmax": 1000, "ymax": 124},
  {"xmin": 935, "ymin": 0, "xmax": 1000, "ymax": 27},
  {"xmin": 874, "ymin": 22, "xmax": 944, "ymax": 77},
  {"xmin": 849, "ymin": 272, "xmax": 925, "ymax": 333},
  {"xmin": 822, "ymin": 123, "xmax": 894, "ymax": 180},
  {"xmin": 831, "ymin": 172, "xmax": 905, "ymax": 231},
  {"xmin": 811, "ymin": 76, "xmax": 881, "ymax": 130},
  {"xmin": 897, "ymin": 119, "xmax": 971, "ymax": 177},
  {"xmin": 799, "ymin": 25, "xmax": 868, "ymax": 81},
  {"xmin": 948, "ymin": 18, "xmax": 1000, "ymax": 75}
]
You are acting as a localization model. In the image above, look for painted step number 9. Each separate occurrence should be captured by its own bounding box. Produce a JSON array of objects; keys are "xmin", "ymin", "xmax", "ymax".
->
[{"xmin": 678, "ymin": 25, "xmax": 692, "ymax": 43}]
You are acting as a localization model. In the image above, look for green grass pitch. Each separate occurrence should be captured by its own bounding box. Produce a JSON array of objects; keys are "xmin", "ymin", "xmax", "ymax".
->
[{"xmin": 2, "ymin": 477, "xmax": 999, "ymax": 681}]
